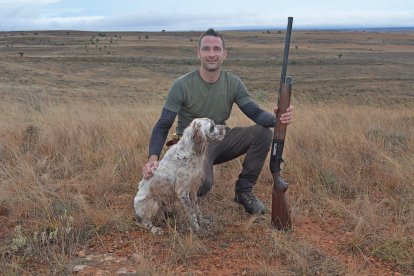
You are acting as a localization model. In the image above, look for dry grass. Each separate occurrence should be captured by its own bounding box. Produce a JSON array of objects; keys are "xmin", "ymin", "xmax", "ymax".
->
[
  {"xmin": 1, "ymin": 100, "xmax": 412, "ymax": 274},
  {"xmin": 0, "ymin": 30, "xmax": 413, "ymax": 274},
  {"xmin": 290, "ymin": 103, "xmax": 413, "ymax": 266}
]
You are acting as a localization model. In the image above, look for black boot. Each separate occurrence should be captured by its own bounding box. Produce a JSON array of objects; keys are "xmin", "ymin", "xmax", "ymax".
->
[{"xmin": 234, "ymin": 191, "xmax": 266, "ymax": 215}]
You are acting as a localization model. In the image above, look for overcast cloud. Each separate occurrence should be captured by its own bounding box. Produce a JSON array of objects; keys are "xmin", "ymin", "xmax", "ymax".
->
[{"xmin": 0, "ymin": 0, "xmax": 413, "ymax": 31}]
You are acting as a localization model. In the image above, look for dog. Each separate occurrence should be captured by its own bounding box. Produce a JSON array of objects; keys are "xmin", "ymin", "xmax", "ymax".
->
[{"xmin": 134, "ymin": 118, "xmax": 226, "ymax": 235}]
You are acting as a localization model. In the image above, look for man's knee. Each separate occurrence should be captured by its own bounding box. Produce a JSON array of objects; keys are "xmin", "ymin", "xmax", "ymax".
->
[{"xmin": 252, "ymin": 125, "xmax": 272, "ymax": 145}]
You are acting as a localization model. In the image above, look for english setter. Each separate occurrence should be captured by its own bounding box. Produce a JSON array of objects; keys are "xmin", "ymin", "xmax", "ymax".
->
[{"xmin": 134, "ymin": 118, "xmax": 226, "ymax": 235}]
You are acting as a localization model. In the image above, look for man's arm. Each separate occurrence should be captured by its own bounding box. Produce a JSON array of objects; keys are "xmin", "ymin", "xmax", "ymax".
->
[
  {"xmin": 240, "ymin": 101, "xmax": 294, "ymax": 127},
  {"xmin": 240, "ymin": 101, "xmax": 276, "ymax": 127},
  {"xmin": 148, "ymin": 107, "xmax": 177, "ymax": 159},
  {"xmin": 143, "ymin": 108, "xmax": 177, "ymax": 179}
]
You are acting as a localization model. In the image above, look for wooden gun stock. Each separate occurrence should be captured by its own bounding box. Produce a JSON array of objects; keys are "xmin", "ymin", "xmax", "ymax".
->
[
  {"xmin": 270, "ymin": 17, "xmax": 293, "ymax": 230},
  {"xmin": 272, "ymin": 173, "xmax": 291, "ymax": 229}
]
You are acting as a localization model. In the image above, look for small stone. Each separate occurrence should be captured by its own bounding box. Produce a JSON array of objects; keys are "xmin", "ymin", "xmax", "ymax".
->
[{"xmin": 72, "ymin": 264, "xmax": 88, "ymax": 272}]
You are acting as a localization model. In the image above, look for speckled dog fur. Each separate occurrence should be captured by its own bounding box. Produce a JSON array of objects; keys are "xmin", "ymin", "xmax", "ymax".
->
[{"xmin": 134, "ymin": 118, "xmax": 226, "ymax": 235}]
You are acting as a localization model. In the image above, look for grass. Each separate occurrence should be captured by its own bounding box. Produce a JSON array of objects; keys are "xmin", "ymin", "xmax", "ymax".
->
[
  {"xmin": 267, "ymin": 231, "xmax": 346, "ymax": 275},
  {"xmin": 1, "ymin": 99, "xmax": 412, "ymax": 274},
  {"xmin": 0, "ymin": 29, "xmax": 413, "ymax": 274}
]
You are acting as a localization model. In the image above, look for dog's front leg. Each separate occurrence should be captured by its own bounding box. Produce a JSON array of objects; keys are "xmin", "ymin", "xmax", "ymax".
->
[
  {"xmin": 178, "ymin": 191, "xmax": 200, "ymax": 232},
  {"xmin": 191, "ymin": 194, "xmax": 212, "ymax": 229},
  {"xmin": 189, "ymin": 191, "xmax": 202, "ymax": 224}
]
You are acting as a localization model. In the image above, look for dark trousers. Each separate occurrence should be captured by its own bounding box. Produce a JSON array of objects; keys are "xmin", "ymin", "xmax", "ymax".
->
[{"xmin": 198, "ymin": 125, "xmax": 273, "ymax": 196}]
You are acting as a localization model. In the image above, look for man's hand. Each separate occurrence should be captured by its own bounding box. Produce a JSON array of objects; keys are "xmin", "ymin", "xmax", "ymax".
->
[
  {"xmin": 143, "ymin": 155, "xmax": 159, "ymax": 179},
  {"xmin": 274, "ymin": 105, "xmax": 294, "ymax": 125}
]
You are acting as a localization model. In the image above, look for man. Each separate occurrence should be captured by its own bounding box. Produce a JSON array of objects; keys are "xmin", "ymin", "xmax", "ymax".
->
[{"xmin": 142, "ymin": 28, "xmax": 293, "ymax": 215}]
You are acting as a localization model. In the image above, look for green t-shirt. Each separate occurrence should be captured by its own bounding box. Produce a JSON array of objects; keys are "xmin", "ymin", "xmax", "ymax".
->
[{"xmin": 164, "ymin": 69, "xmax": 253, "ymax": 134}]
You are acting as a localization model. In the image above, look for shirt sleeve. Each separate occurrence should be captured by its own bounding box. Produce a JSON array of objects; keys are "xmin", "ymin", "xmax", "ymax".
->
[
  {"xmin": 234, "ymin": 76, "xmax": 254, "ymax": 107},
  {"xmin": 148, "ymin": 108, "xmax": 177, "ymax": 158},
  {"xmin": 240, "ymin": 101, "xmax": 276, "ymax": 127},
  {"xmin": 163, "ymin": 80, "xmax": 185, "ymax": 113}
]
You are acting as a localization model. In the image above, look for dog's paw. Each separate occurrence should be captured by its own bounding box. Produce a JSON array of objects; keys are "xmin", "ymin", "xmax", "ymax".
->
[
  {"xmin": 135, "ymin": 218, "xmax": 164, "ymax": 235},
  {"xmin": 197, "ymin": 226, "xmax": 209, "ymax": 235},
  {"xmin": 199, "ymin": 218, "xmax": 212, "ymax": 228},
  {"xmin": 150, "ymin": 227, "xmax": 164, "ymax": 236},
  {"xmin": 190, "ymin": 222, "xmax": 200, "ymax": 233}
]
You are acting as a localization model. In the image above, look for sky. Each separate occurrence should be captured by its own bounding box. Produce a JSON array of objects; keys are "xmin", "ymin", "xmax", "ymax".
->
[{"xmin": 0, "ymin": 0, "xmax": 413, "ymax": 32}]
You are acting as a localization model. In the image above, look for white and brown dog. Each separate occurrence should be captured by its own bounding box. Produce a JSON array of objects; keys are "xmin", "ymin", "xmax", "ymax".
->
[{"xmin": 134, "ymin": 118, "xmax": 226, "ymax": 235}]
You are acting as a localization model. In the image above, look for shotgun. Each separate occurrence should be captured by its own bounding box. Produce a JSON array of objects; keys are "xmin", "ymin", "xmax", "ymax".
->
[{"xmin": 270, "ymin": 17, "xmax": 293, "ymax": 230}]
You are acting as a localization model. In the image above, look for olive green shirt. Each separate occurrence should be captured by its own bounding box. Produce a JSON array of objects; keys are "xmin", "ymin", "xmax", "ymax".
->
[{"xmin": 164, "ymin": 69, "xmax": 253, "ymax": 134}]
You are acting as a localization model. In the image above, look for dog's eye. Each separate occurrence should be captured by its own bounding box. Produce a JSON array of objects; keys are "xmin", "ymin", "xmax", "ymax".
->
[{"xmin": 210, "ymin": 125, "xmax": 215, "ymax": 132}]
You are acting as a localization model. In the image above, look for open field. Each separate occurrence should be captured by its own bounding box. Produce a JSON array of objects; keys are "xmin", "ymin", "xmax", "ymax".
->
[{"xmin": 0, "ymin": 29, "xmax": 413, "ymax": 275}]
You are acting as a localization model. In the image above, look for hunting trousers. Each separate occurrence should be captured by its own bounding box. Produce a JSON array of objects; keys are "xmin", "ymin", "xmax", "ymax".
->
[{"xmin": 198, "ymin": 125, "xmax": 272, "ymax": 196}]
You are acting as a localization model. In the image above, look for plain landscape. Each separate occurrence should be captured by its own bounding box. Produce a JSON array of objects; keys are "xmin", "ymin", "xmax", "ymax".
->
[{"xmin": 0, "ymin": 28, "xmax": 413, "ymax": 275}]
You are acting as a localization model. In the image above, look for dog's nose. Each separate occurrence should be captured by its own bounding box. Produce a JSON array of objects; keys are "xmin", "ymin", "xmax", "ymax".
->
[{"xmin": 217, "ymin": 125, "xmax": 226, "ymax": 138}]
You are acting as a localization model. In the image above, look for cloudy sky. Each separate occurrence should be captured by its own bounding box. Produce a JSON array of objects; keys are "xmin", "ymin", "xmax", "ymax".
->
[{"xmin": 1, "ymin": 0, "xmax": 413, "ymax": 31}]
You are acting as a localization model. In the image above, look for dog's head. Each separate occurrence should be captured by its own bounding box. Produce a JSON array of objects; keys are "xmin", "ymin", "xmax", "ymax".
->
[
  {"xmin": 191, "ymin": 118, "xmax": 226, "ymax": 141},
  {"xmin": 184, "ymin": 118, "xmax": 226, "ymax": 154}
]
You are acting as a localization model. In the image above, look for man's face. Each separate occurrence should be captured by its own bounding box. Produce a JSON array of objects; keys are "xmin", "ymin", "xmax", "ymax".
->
[{"xmin": 197, "ymin": 36, "xmax": 227, "ymax": 72}]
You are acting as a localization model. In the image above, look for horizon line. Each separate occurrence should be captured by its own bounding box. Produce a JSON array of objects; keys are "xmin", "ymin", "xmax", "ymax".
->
[{"xmin": 1, "ymin": 26, "xmax": 413, "ymax": 33}]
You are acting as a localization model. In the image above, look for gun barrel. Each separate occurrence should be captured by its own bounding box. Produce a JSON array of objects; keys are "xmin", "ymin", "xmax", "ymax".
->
[{"xmin": 281, "ymin": 17, "xmax": 293, "ymax": 83}]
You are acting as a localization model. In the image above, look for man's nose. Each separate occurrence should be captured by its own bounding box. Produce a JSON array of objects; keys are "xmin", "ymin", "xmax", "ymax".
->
[{"xmin": 206, "ymin": 49, "xmax": 216, "ymax": 55}]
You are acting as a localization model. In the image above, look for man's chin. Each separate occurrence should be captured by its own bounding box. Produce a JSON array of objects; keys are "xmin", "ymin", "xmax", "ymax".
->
[
  {"xmin": 206, "ymin": 68, "xmax": 219, "ymax": 72},
  {"xmin": 202, "ymin": 62, "xmax": 222, "ymax": 71},
  {"xmin": 204, "ymin": 65, "xmax": 220, "ymax": 72}
]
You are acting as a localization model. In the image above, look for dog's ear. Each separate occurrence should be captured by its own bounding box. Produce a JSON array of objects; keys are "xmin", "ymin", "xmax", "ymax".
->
[{"xmin": 192, "ymin": 121, "xmax": 207, "ymax": 154}]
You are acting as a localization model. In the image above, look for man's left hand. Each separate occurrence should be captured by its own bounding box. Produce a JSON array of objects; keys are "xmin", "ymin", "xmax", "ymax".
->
[{"xmin": 274, "ymin": 105, "xmax": 294, "ymax": 125}]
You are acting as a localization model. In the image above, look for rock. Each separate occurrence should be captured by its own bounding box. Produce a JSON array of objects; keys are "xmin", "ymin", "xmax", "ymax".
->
[{"xmin": 72, "ymin": 264, "xmax": 88, "ymax": 272}]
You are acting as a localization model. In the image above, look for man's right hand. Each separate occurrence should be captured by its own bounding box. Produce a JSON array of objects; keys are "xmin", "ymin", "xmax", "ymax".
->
[{"xmin": 143, "ymin": 155, "xmax": 159, "ymax": 179}]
